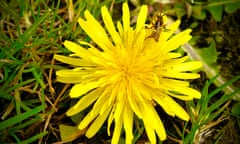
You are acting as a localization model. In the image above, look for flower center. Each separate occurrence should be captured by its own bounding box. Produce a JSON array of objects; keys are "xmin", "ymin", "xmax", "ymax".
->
[
  {"xmin": 118, "ymin": 60, "xmax": 146, "ymax": 81},
  {"xmin": 120, "ymin": 65, "xmax": 133, "ymax": 77}
]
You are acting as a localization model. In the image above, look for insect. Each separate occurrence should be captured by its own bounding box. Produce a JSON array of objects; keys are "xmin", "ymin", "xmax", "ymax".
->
[{"xmin": 146, "ymin": 12, "xmax": 169, "ymax": 42}]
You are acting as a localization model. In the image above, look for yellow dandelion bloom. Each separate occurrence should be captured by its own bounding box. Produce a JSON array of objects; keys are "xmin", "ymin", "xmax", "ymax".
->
[{"xmin": 55, "ymin": 3, "xmax": 202, "ymax": 144}]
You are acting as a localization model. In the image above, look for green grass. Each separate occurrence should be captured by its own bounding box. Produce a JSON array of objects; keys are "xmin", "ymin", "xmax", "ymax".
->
[
  {"xmin": 0, "ymin": 0, "xmax": 240, "ymax": 143},
  {"xmin": 184, "ymin": 75, "xmax": 240, "ymax": 144},
  {"xmin": 0, "ymin": 0, "xmax": 111, "ymax": 143}
]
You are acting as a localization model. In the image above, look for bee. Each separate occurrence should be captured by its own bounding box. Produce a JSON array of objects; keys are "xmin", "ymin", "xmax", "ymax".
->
[{"xmin": 146, "ymin": 12, "xmax": 169, "ymax": 42}]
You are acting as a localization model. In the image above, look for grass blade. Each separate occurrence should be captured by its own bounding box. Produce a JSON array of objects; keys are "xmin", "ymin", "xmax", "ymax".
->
[
  {"xmin": 18, "ymin": 131, "xmax": 48, "ymax": 144},
  {"xmin": 0, "ymin": 105, "xmax": 44, "ymax": 131}
]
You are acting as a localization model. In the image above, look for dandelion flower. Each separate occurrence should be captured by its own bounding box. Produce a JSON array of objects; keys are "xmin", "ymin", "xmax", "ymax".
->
[{"xmin": 55, "ymin": 3, "xmax": 202, "ymax": 144}]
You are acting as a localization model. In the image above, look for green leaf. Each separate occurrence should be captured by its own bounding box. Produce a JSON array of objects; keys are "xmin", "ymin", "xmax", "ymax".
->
[
  {"xmin": 0, "ymin": 105, "xmax": 44, "ymax": 131},
  {"xmin": 197, "ymin": 40, "xmax": 218, "ymax": 66},
  {"xmin": 192, "ymin": 5, "xmax": 207, "ymax": 20},
  {"xmin": 190, "ymin": 21, "xmax": 199, "ymax": 29},
  {"xmin": 71, "ymin": 112, "xmax": 85, "ymax": 125},
  {"xmin": 225, "ymin": 1, "xmax": 240, "ymax": 14},
  {"xmin": 207, "ymin": 0, "xmax": 223, "ymax": 21},
  {"xmin": 59, "ymin": 124, "xmax": 83, "ymax": 142},
  {"xmin": 231, "ymin": 102, "xmax": 240, "ymax": 116},
  {"xmin": 174, "ymin": 3, "xmax": 186, "ymax": 19}
]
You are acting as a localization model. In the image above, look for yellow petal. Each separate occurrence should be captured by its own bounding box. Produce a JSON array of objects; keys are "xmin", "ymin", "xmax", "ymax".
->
[
  {"xmin": 85, "ymin": 107, "xmax": 111, "ymax": 138},
  {"xmin": 123, "ymin": 104, "xmax": 133, "ymax": 144},
  {"xmin": 158, "ymin": 20, "xmax": 180, "ymax": 42},
  {"xmin": 122, "ymin": 3, "xmax": 130, "ymax": 32},
  {"xmin": 169, "ymin": 86, "xmax": 201, "ymax": 99},
  {"xmin": 54, "ymin": 55, "xmax": 95, "ymax": 66},
  {"xmin": 136, "ymin": 5, "xmax": 147, "ymax": 32},
  {"xmin": 166, "ymin": 52, "xmax": 182, "ymax": 59},
  {"xmin": 162, "ymin": 72, "xmax": 200, "ymax": 79},
  {"xmin": 153, "ymin": 94, "xmax": 175, "ymax": 116},
  {"xmin": 127, "ymin": 83, "xmax": 143, "ymax": 118},
  {"xmin": 84, "ymin": 10, "xmax": 106, "ymax": 35},
  {"xmin": 63, "ymin": 40, "xmax": 92, "ymax": 60},
  {"xmin": 101, "ymin": 6, "xmax": 121, "ymax": 45},
  {"xmin": 111, "ymin": 116, "xmax": 123, "ymax": 144},
  {"xmin": 117, "ymin": 21, "xmax": 124, "ymax": 38},
  {"xmin": 128, "ymin": 95, "xmax": 142, "ymax": 118},
  {"xmin": 164, "ymin": 29, "xmax": 192, "ymax": 52},
  {"xmin": 93, "ymin": 87, "xmax": 112, "ymax": 115},
  {"xmin": 124, "ymin": 29, "xmax": 135, "ymax": 51},
  {"xmin": 70, "ymin": 82, "xmax": 99, "ymax": 98},
  {"xmin": 142, "ymin": 103, "xmax": 166, "ymax": 140},
  {"xmin": 78, "ymin": 15, "xmax": 113, "ymax": 52},
  {"xmin": 163, "ymin": 96, "xmax": 190, "ymax": 121},
  {"xmin": 163, "ymin": 56, "xmax": 189, "ymax": 66},
  {"xmin": 151, "ymin": 106, "xmax": 167, "ymax": 140},
  {"xmin": 161, "ymin": 80, "xmax": 201, "ymax": 98},
  {"xmin": 131, "ymin": 81, "xmax": 145, "ymax": 102},
  {"xmin": 167, "ymin": 91, "xmax": 195, "ymax": 101},
  {"xmin": 90, "ymin": 56, "xmax": 108, "ymax": 66},
  {"xmin": 114, "ymin": 100, "xmax": 125, "ymax": 122},
  {"xmin": 66, "ymin": 89, "xmax": 101, "ymax": 116},
  {"xmin": 107, "ymin": 83, "xmax": 119, "ymax": 106},
  {"xmin": 172, "ymin": 61, "xmax": 202, "ymax": 71},
  {"xmin": 144, "ymin": 126, "xmax": 156, "ymax": 144},
  {"xmin": 78, "ymin": 110, "xmax": 99, "ymax": 130},
  {"xmin": 131, "ymin": 30, "xmax": 146, "ymax": 55},
  {"xmin": 163, "ymin": 78, "xmax": 189, "ymax": 87},
  {"xmin": 136, "ymin": 82, "xmax": 154, "ymax": 101},
  {"xmin": 56, "ymin": 69, "xmax": 89, "ymax": 83},
  {"xmin": 107, "ymin": 105, "xmax": 115, "ymax": 136}
]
